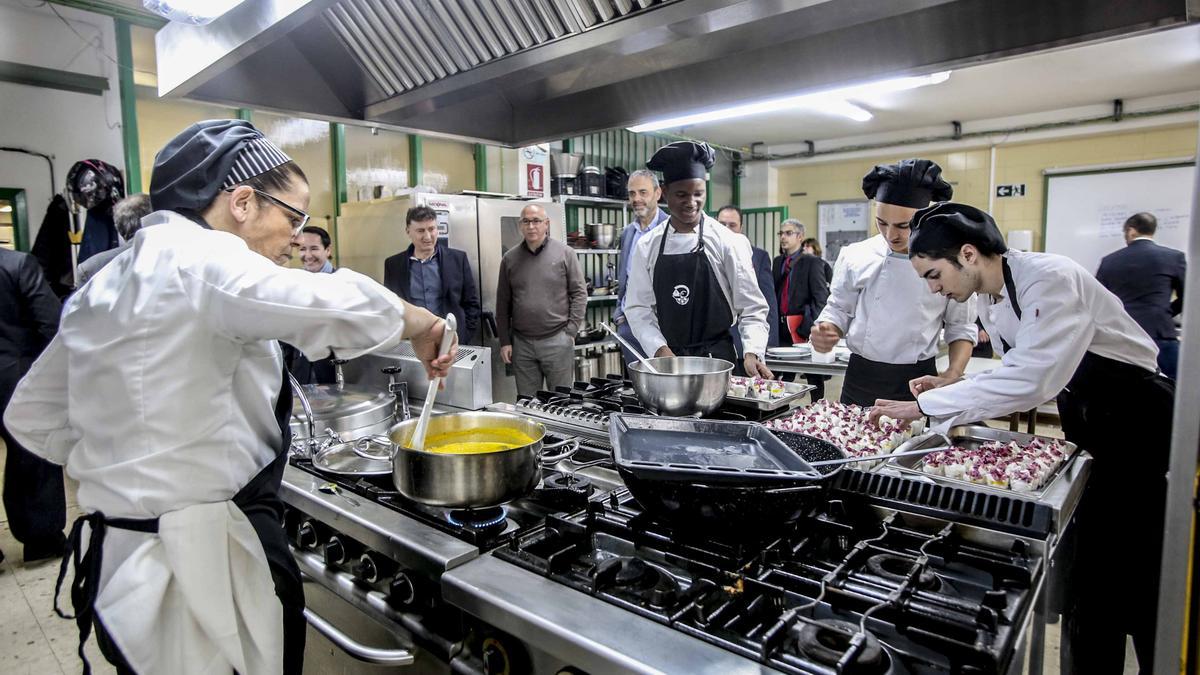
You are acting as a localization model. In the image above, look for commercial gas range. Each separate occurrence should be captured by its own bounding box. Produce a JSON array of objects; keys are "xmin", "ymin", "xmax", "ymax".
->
[{"xmin": 282, "ymin": 378, "xmax": 1082, "ymax": 674}]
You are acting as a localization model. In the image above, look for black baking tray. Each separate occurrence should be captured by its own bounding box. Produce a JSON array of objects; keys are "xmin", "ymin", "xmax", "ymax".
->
[{"xmin": 608, "ymin": 414, "xmax": 824, "ymax": 483}]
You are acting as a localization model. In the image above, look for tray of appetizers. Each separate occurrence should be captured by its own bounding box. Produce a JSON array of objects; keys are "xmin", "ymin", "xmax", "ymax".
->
[
  {"xmin": 725, "ymin": 377, "xmax": 814, "ymax": 411},
  {"xmin": 763, "ymin": 400, "xmax": 924, "ymax": 469},
  {"xmin": 888, "ymin": 425, "xmax": 1078, "ymax": 498}
]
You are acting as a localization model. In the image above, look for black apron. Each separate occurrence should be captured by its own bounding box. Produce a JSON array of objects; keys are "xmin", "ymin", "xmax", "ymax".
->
[
  {"xmin": 840, "ymin": 354, "xmax": 937, "ymax": 407},
  {"xmin": 998, "ymin": 258, "xmax": 1173, "ymax": 673},
  {"xmin": 55, "ymin": 354, "xmax": 305, "ymax": 675},
  {"xmin": 651, "ymin": 219, "xmax": 738, "ymax": 363}
]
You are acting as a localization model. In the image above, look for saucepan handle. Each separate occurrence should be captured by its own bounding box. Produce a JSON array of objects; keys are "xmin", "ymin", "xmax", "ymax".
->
[
  {"xmin": 539, "ymin": 438, "xmax": 580, "ymax": 464},
  {"xmin": 351, "ymin": 435, "xmax": 398, "ymax": 461}
]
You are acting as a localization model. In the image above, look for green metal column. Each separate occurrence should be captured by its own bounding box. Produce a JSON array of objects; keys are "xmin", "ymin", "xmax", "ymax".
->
[
  {"xmin": 731, "ymin": 153, "xmax": 742, "ymax": 207},
  {"xmin": 705, "ymin": 178, "xmax": 712, "ymax": 213},
  {"xmin": 237, "ymin": 108, "xmax": 254, "ymax": 122},
  {"xmin": 330, "ymin": 122, "xmax": 346, "ymax": 266},
  {"xmin": 408, "ymin": 134, "xmax": 423, "ymax": 188},
  {"xmin": 113, "ymin": 18, "xmax": 141, "ymax": 194},
  {"xmin": 474, "ymin": 143, "xmax": 488, "ymax": 191}
]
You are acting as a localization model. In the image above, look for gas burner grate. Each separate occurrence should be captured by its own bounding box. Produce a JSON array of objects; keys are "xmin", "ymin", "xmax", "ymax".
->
[{"xmin": 496, "ymin": 490, "xmax": 1042, "ymax": 674}]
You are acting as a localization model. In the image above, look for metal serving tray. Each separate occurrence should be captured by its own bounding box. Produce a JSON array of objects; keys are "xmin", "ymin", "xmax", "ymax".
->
[
  {"xmin": 724, "ymin": 380, "xmax": 814, "ymax": 411},
  {"xmin": 888, "ymin": 425, "xmax": 1079, "ymax": 500},
  {"xmin": 609, "ymin": 414, "xmax": 821, "ymax": 483}
]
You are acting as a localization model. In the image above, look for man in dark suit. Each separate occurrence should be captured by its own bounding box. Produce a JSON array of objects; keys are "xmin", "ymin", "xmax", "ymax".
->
[
  {"xmin": 773, "ymin": 219, "xmax": 831, "ymax": 398},
  {"xmin": 0, "ymin": 247, "xmax": 66, "ymax": 563},
  {"xmin": 384, "ymin": 205, "xmax": 481, "ymax": 344},
  {"xmin": 1096, "ymin": 212, "xmax": 1186, "ymax": 379},
  {"xmin": 717, "ymin": 205, "xmax": 779, "ymax": 357}
]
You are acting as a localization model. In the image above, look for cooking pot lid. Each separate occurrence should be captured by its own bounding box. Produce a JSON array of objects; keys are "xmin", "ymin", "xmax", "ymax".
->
[
  {"xmin": 312, "ymin": 437, "xmax": 393, "ymax": 476},
  {"xmin": 291, "ymin": 384, "xmax": 393, "ymax": 421}
]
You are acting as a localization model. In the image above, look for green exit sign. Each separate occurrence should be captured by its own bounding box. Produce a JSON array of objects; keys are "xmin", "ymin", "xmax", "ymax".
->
[{"xmin": 996, "ymin": 184, "xmax": 1026, "ymax": 198}]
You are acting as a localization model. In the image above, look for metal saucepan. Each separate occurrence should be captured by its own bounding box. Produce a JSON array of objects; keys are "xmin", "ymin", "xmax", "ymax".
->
[
  {"xmin": 584, "ymin": 222, "xmax": 616, "ymax": 249},
  {"xmin": 387, "ymin": 411, "xmax": 577, "ymax": 508},
  {"xmin": 627, "ymin": 356, "xmax": 733, "ymax": 416}
]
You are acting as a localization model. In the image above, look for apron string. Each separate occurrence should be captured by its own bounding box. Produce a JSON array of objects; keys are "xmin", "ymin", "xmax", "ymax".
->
[
  {"xmin": 998, "ymin": 257, "xmax": 1021, "ymax": 353},
  {"xmin": 55, "ymin": 512, "xmax": 159, "ymax": 675}
]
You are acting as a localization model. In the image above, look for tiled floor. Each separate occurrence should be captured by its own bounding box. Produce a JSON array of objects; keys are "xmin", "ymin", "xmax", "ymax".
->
[{"xmin": 0, "ymin": 424, "xmax": 1137, "ymax": 674}]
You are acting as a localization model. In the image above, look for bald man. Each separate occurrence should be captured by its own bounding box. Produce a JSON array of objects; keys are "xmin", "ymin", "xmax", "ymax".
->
[{"xmin": 496, "ymin": 203, "xmax": 587, "ymax": 396}]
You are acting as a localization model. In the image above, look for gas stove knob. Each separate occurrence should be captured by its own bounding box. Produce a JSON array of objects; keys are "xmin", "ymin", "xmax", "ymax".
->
[
  {"xmin": 356, "ymin": 552, "xmax": 395, "ymax": 584},
  {"xmin": 296, "ymin": 520, "xmax": 320, "ymax": 550},
  {"xmin": 324, "ymin": 535, "xmax": 353, "ymax": 566},
  {"xmin": 481, "ymin": 639, "xmax": 509, "ymax": 675},
  {"xmin": 388, "ymin": 572, "xmax": 417, "ymax": 608}
]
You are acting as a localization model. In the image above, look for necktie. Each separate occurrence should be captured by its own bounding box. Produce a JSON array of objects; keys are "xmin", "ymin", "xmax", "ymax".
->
[{"xmin": 780, "ymin": 256, "xmax": 794, "ymax": 315}]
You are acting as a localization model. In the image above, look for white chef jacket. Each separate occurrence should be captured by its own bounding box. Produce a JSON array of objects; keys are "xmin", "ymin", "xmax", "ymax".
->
[
  {"xmin": 918, "ymin": 250, "xmax": 1159, "ymax": 428},
  {"xmin": 816, "ymin": 234, "xmax": 977, "ymax": 364},
  {"xmin": 4, "ymin": 210, "xmax": 410, "ymax": 674},
  {"xmin": 625, "ymin": 214, "xmax": 770, "ymax": 358}
]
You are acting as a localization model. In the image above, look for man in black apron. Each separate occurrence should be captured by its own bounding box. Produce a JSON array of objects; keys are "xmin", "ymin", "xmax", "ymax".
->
[
  {"xmin": 810, "ymin": 160, "xmax": 975, "ymax": 407},
  {"xmin": 4, "ymin": 120, "xmax": 455, "ymax": 675},
  {"xmin": 870, "ymin": 202, "xmax": 1174, "ymax": 673},
  {"xmin": 625, "ymin": 141, "xmax": 773, "ymax": 378}
]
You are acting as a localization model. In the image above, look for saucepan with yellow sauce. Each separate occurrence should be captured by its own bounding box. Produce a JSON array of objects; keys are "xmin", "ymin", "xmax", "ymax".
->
[{"xmin": 387, "ymin": 412, "xmax": 578, "ymax": 508}]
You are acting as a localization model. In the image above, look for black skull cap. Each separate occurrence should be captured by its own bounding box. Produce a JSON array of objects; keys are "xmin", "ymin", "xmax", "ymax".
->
[
  {"xmin": 150, "ymin": 119, "xmax": 290, "ymax": 214},
  {"xmin": 909, "ymin": 201, "xmax": 1007, "ymax": 256},
  {"xmin": 646, "ymin": 141, "xmax": 716, "ymax": 186},
  {"xmin": 862, "ymin": 158, "xmax": 953, "ymax": 208}
]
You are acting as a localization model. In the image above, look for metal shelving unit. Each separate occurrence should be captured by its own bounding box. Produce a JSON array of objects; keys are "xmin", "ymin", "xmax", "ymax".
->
[
  {"xmin": 573, "ymin": 248, "xmax": 620, "ymax": 255},
  {"xmin": 587, "ymin": 295, "xmax": 618, "ymax": 303},
  {"xmin": 573, "ymin": 338, "xmax": 616, "ymax": 351}
]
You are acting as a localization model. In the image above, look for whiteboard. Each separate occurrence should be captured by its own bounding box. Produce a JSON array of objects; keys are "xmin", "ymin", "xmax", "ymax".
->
[
  {"xmin": 1044, "ymin": 163, "xmax": 1194, "ymax": 274},
  {"xmin": 817, "ymin": 199, "xmax": 870, "ymax": 263}
]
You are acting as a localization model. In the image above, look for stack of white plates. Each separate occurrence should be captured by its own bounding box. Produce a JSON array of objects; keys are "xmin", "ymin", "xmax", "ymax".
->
[{"xmin": 766, "ymin": 346, "xmax": 811, "ymax": 360}]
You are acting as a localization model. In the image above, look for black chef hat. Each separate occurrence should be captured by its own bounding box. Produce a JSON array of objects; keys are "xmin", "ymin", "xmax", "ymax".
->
[
  {"xmin": 646, "ymin": 141, "xmax": 716, "ymax": 186},
  {"xmin": 909, "ymin": 202, "xmax": 1007, "ymax": 259},
  {"xmin": 150, "ymin": 119, "xmax": 293, "ymax": 214},
  {"xmin": 862, "ymin": 158, "xmax": 953, "ymax": 209}
]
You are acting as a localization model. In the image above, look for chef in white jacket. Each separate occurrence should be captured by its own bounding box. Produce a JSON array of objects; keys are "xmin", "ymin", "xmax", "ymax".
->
[
  {"xmin": 810, "ymin": 159, "xmax": 976, "ymax": 406},
  {"xmin": 869, "ymin": 202, "xmax": 1174, "ymax": 674},
  {"xmin": 625, "ymin": 141, "xmax": 772, "ymax": 378},
  {"xmin": 3, "ymin": 119, "xmax": 456, "ymax": 675}
]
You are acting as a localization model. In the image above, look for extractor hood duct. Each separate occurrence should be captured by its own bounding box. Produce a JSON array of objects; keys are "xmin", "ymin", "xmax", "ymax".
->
[{"xmin": 156, "ymin": 0, "xmax": 1196, "ymax": 147}]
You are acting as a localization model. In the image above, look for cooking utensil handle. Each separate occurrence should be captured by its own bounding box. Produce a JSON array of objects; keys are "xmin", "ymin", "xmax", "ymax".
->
[
  {"xmin": 599, "ymin": 321, "xmax": 657, "ymax": 371},
  {"xmin": 303, "ymin": 608, "xmax": 415, "ymax": 666},
  {"xmin": 287, "ymin": 371, "xmax": 315, "ymax": 455},
  {"xmin": 409, "ymin": 314, "xmax": 458, "ymax": 452},
  {"xmin": 807, "ymin": 445, "xmax": 952, "ymax": 467},
  {"xmin": 540, "ymin": 438, "xmax": 580, "ymax": 464}
]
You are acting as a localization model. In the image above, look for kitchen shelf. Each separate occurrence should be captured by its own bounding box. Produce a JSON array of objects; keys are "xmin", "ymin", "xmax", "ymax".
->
[
  {"xmin": 573, "ymin": 248, "xmax": 620, "ymax": 255},
  {"xmin": 574, "ymin": 338, "xmax": 616, "ymax": 351},
  {"xmin": 587, "ymin": 295, "xmax": 618, "ymax": 302},
  {"xmin": 554, "ymin": 194, "xmax": 628, "ymax": 207}
]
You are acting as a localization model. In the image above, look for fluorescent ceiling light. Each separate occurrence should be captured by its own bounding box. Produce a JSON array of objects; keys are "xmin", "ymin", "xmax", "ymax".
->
[
  {"xmin": 627, "ymin": 71, "xmax": 951, "ymax": 132},
  {"xmin": 0, "ymin": 205, "xmax": 11, "ymax": 213},
  {"xmin": 143, "ymin": 0, "xmax": 248, "ymax": 25}
]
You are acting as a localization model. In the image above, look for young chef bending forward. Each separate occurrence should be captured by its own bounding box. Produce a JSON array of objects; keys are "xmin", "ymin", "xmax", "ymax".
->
[
  {"xmin": 3, "ymin": 120, "xmax": 456, "ymax": 675},
  {"xmin": 810, "ymin": 159, "xmax": 977, "ymax": 406},
  {"xmin": 870, "ymin": 202, "xmax": 1175, "ymax": 674},
  {"xmin": 625, "ymin": 141, "xmax": 773, "ymax": 377}
]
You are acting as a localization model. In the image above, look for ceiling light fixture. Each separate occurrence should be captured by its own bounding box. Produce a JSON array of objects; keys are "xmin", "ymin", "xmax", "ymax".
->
[
  {"xmin": 143, "ymin": 0, "xmax": 248, "ymax": 25},
  {"xmin": 627, "ymin": 71, "xmax": 951, "ymax": 132},
  {"xmin": 0, "ymin": 205, "xmax": 11, "ymax": 213}
]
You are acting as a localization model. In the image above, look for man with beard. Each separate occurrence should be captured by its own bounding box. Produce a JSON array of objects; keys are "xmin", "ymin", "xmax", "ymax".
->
[
  {"xmin": 613, "ymin": 169, "xmax": 669, "ymax": 365},
  {"xmin": 625, "ymin": 141, "xmax": 772, "ymax": 377}
]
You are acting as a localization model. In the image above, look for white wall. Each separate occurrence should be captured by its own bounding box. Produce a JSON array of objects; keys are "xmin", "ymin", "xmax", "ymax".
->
[
  {"xmin": 740, "ymin": 160, "xmax": 778, "ymax": 208},
  {"xmin": 0, "ymin": 0, "xmax": 125, "ymax": 242}
]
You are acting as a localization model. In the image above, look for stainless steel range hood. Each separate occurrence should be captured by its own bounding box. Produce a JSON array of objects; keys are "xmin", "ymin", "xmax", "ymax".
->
[{"xmin": 156, "ymin": 0, "xmax": 1195, "ymax": 147}]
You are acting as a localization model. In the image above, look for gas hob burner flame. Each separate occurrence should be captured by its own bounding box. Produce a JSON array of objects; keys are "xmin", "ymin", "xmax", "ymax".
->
[
  {"xmin": 447, "ymin": 506, "xmax": 508, "ymax": 530},
  {"xmin": 789, "ymin": 619, "xmax": 889, "ymax": 674}
]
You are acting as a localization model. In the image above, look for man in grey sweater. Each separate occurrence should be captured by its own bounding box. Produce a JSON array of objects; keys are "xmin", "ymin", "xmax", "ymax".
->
[{"xmin": 497, "ymin": 203, "xmax": 587, "ymax": 396}]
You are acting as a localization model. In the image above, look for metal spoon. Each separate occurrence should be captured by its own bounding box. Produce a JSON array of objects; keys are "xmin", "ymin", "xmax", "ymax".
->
[
  {"xmin": 599, "ymin": 321, "xmax": 659, "ymax": 373},
  {"xmin": 409, "ymin": 313, "xmax": 458, "ymax": 452}
]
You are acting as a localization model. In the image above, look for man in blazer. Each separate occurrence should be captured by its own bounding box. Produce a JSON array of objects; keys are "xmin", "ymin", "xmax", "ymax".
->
[
  {"xmin": 773, "ymin": 219, "xmax": 831, "ymax": 345},
  {"xmin": 0, "ymin": 247, "xmax": 66, "ymax": 563},
  {"xmin": 384, "ymin": 206, "xmax": 481, "ymax": 344},
  {"xmin": 1096, "ymin": 212, "xmax": 1187, "ymax": 379},
  {"xmin": 716, "ymin": 205, "xmax": 780, "ymax": 355}
]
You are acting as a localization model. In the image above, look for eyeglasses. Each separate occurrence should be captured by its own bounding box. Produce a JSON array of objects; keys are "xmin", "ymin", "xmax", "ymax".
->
[
  {"xmin": 779, "ymin": 230, "xmax": 800, "ymax": 237},
  {"xmin": 225, "ymin": 186, "xmax": 310, "ymax": 235},
  {"xmin": 519, "ymin": 218, "xmax": 547, "ymax": 226}
]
